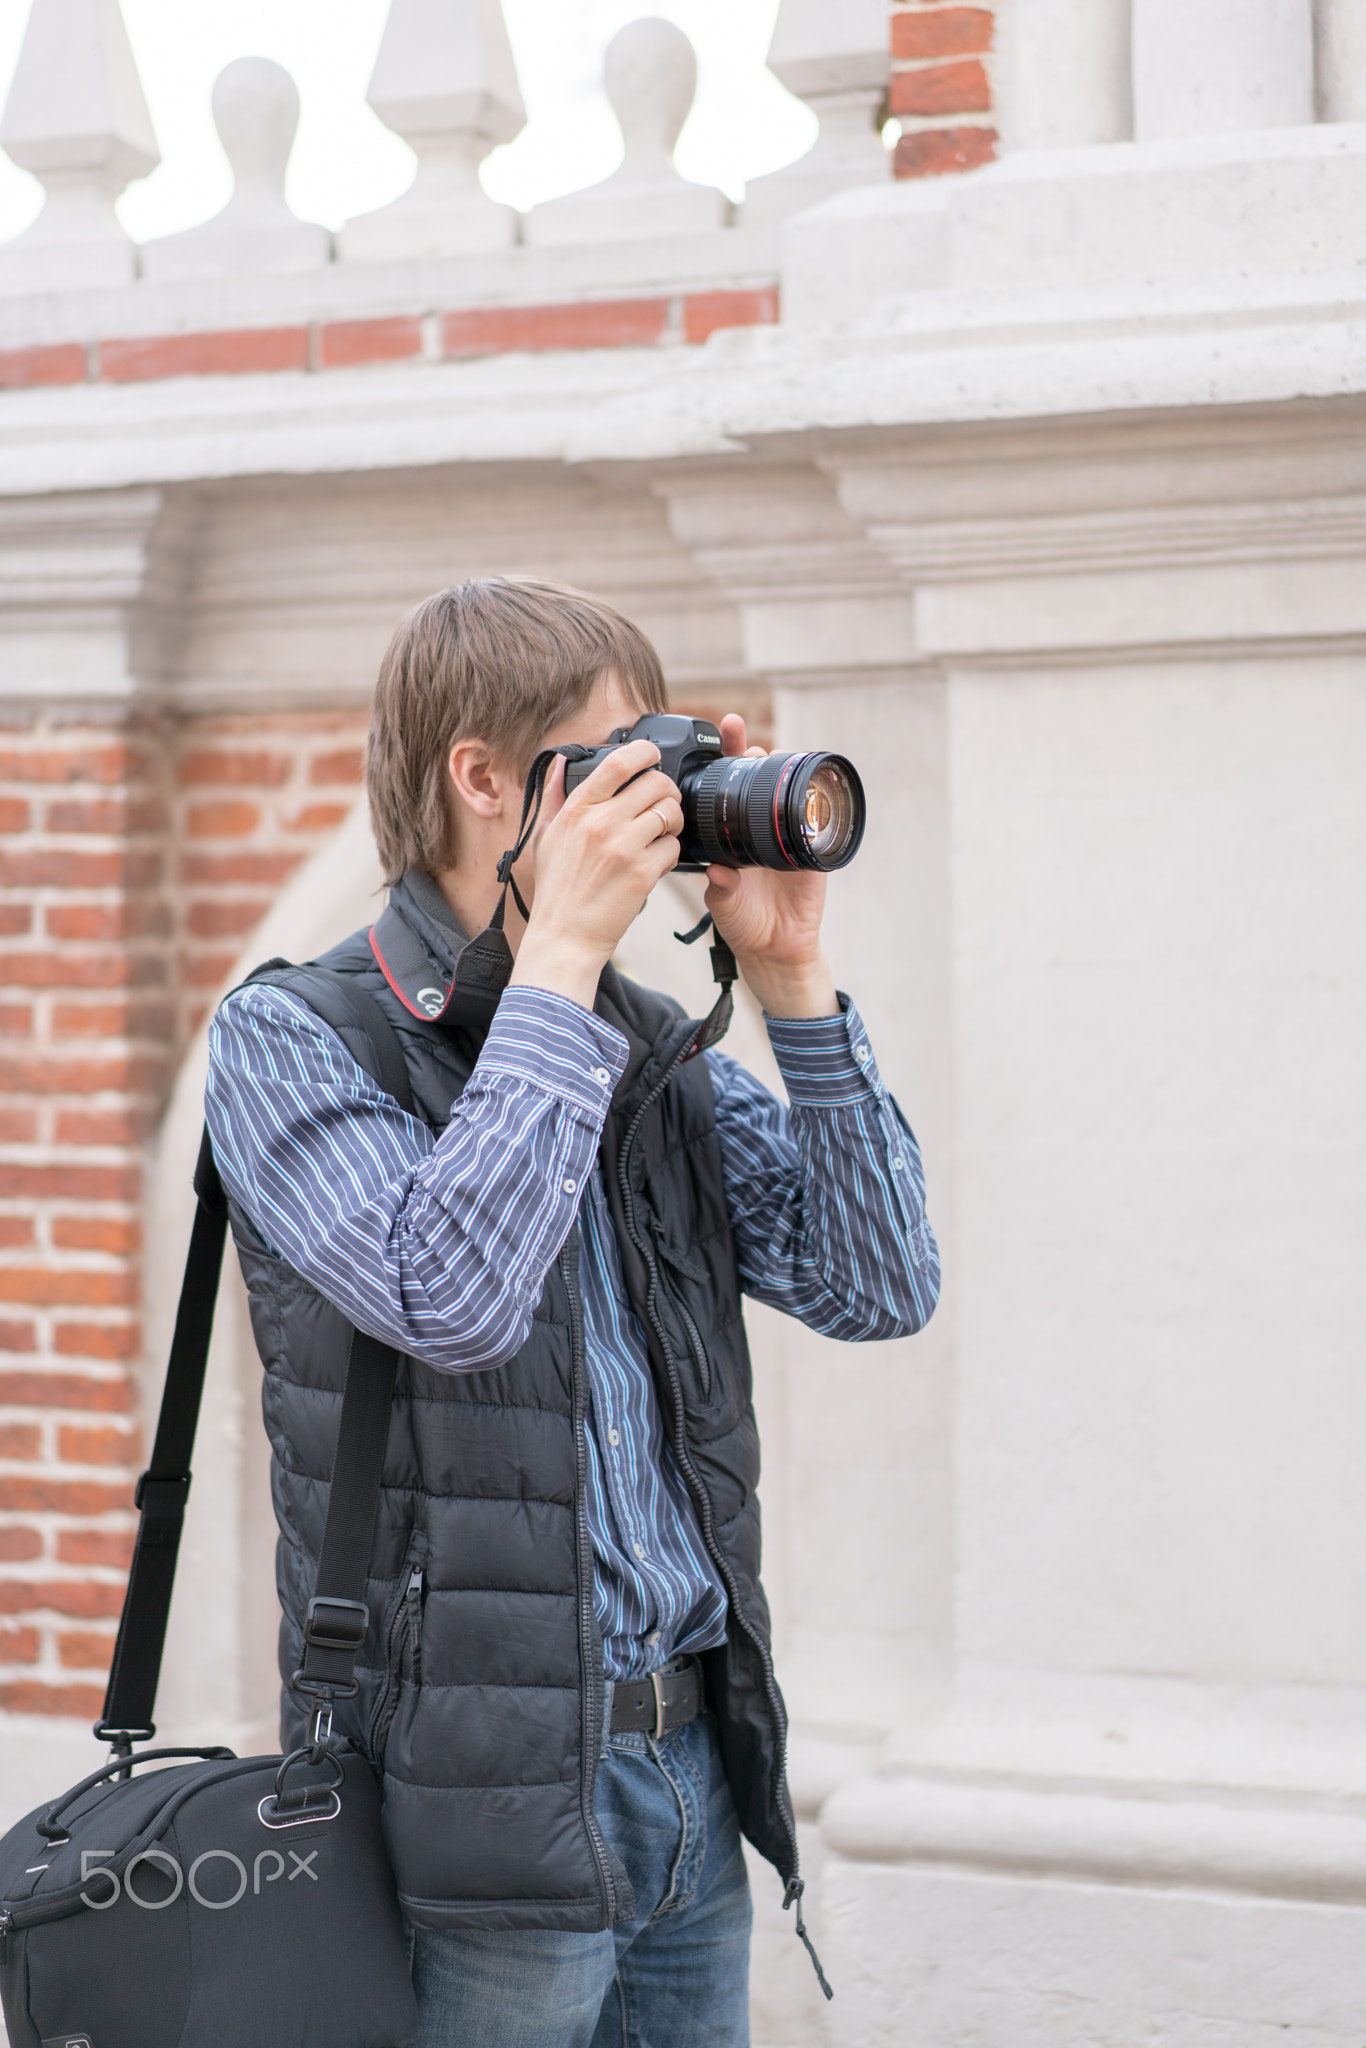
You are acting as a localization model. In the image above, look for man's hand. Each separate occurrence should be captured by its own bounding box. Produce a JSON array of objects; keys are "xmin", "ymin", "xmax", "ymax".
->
[
  {"xmin": 704, "ymin": 715, "xmax": 839, "ymax": 1019},
  {"xmin": 511, "ymin": 741, "xmax": 683, "ymax": 1010}
]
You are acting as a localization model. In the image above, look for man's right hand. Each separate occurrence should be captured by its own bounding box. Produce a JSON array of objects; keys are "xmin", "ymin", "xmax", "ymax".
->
[{"xmin": 510, "ymin": 741, "xmax": 682, "ymax": 1010}]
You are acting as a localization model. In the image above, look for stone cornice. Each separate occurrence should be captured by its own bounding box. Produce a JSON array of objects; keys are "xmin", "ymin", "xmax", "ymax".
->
[{"xmin": 1, "ymin": 273, "xmax": 1364, "ymax": 501}]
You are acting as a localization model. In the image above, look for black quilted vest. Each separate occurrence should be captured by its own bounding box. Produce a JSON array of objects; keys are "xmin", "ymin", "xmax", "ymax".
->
[{"xmin": 226, "ymin": 877, "xmax": 797, "ymax": 1932}]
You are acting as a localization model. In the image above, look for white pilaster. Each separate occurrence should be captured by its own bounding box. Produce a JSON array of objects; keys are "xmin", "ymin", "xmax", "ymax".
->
[
  {"xmin": 141, "ymin": 59, "xmax": 330, "ymax": 283},
  {"xmin": 0, "ymin": 0, "xmax": 158, "ymax": 292},
  {"xmin": 1315, "ymin": 0, "xmax": 1366, "ymax": 118},
  {"xmin": 0, "ymin": 487, "xmax": 184, "ymax": 710},
  {"xmin": 742, "ymin": 0, "xmax": 889, "ymax": 225},
  {"xmin": 527, "ymin": 19, "xmax": 725, "ymax": 247},
  {"xmin": 340, "ymin": 0, "xmax": 524, "ymax": 262},
  {"xmin": 1133, "ymin": 0, "xmax": 1315, "ymax": 138},
  {"xmin": 997, "ymin": 0, "xmax": 1133, "ymax": 147}
]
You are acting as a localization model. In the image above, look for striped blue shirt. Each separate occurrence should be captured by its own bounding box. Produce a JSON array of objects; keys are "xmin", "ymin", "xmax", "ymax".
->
[{"xmin": 206, "ymin": 979, "xmax": 938, "ymax": 1680}]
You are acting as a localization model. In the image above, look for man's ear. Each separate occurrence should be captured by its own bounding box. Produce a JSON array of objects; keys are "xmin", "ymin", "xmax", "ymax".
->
[{"xmin": 446, "ymin": 737, "xmax": 519, "ymax": 820}]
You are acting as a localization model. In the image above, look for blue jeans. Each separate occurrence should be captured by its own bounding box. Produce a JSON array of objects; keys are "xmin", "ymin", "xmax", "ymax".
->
[{"xmin": 410, "ymin": 1711, "xmax": 752, "ymax": 2046}]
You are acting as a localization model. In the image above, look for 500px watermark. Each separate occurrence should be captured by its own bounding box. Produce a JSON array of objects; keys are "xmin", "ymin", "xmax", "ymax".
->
[{"xmin": 79, "ymin": 1846, "xmax": 319, "ymax": 1910}]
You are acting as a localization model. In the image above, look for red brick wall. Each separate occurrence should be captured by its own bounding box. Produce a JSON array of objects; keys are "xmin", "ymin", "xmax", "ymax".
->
[
  {"xmin": 890, "ymin": 2, "xmax": 998, "ymax": 178},
  {"xmin": 172, "ymin": 713, "xmax": 369, "ymax": 1042},
  {"xmin": 0, "ymin": 724, "xmax": 170, "ymax": 1717},
  {"xmin": 0, "ymin": 712, "xmax": 367, "ymax": 1718}
]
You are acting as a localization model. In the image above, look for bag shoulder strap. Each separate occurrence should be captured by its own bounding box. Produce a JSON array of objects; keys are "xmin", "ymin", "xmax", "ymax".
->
[
  {"xmin": 98, "ymin": 958, "xmax": 412, "ymax": 1753},
  {"xmin": 97, "ymin": 1128, "xmax": 228, "ymax": 1747}
]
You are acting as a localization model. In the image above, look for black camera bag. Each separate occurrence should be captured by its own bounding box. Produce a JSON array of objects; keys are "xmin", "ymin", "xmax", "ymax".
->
[{"xmin": 0, "ymin": 967, "xmax": 420, "ymax": 2048}]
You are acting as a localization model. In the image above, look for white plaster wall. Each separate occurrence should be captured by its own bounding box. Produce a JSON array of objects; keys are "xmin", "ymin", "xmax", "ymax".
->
[
  {"xmin": 950, "ymin": 653, "xmax": 1366, "ymax": 1699},
  {"xmin": 767, "ymin": 677, "xmax": 954, "ymax": 1730}
]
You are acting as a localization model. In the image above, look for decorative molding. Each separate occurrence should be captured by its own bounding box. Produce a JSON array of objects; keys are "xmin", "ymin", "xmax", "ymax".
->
[
  {"xmin": 0, "ymin": 485, "xmax": 196, "ymax": 708},
  {"xmin": 0, "ymin": 0, "xmax": 158, "ymax": 294},
  {"xmin": 743, "ymin": 0, "xmax": 890, "ymax": 224},
  {"xmin": 823, "ymin": 1766, "xmax": 1366, "ymax": 1905},
  {"xmin": 528, "ymin": 20, "xmax": 726, "ymax": 247},
  {"xmin": 852, "ymin": 495, "xmax": 1366, "ymax": 582},
  {"xmin": 141, "ymin": 59, "xmax": 330, "ymax": 284},
  {"xmin": 340, "ymin": 0, "xmax": 524, "ymax": 260}
]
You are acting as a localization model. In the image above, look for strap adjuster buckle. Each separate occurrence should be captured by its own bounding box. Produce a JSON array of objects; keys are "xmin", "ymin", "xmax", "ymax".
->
[
  {"xmin": 303, "ymin": 1596, "xmax": 369, "ymax": 1652},
  {"xmin": 134, "ymin": 1470, "xmax": 190, "ymax": 1516}
]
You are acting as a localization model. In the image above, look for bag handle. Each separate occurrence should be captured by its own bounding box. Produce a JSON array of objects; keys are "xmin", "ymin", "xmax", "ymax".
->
[
  {"xmin": 37, "ymin": 1746, "xmax": 237, "ymax": 1838},
  {"xmin": 98, "ymin": 963, "xmax": 412, "ymax": 1760}
]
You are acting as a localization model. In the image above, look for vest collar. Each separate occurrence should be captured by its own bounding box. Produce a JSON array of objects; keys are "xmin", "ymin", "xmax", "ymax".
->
[{"xmin": 369, "ymin": 873, "xmax": 504, "ymax": 1028}]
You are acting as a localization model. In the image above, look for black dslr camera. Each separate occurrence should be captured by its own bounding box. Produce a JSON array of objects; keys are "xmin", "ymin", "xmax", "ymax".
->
[{"xmin": 562, "ymin": 714, "xmax": 866, "ymax": 874}]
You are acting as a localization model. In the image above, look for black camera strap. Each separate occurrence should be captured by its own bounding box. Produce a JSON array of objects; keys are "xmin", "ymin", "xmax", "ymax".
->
[
  {"xmin": 674, "ymin": 911, "xmax": 737, "ymax": 1058},
  {"xmin": 452, "ymin": 745, "xmax": 592, "ymax": 1003}
]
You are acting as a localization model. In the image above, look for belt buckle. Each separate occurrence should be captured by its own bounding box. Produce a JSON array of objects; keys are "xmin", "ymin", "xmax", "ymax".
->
[{"xmin": 650, "ymin": 1669, "xmax": 667, "ymax": 1738}]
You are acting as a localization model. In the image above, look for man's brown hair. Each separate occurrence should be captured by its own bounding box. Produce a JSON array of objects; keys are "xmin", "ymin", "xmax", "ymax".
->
[{"xmin": 366, "ymin": 578, "xmax": 669, "ymax": 885}]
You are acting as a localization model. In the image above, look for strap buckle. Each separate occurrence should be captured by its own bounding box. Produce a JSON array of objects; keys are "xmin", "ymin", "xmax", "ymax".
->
[
  {"xmin": 650, "ymin": 1669, "xmax": 668, "ymax": 1739},
  {"xmin": 133, "ymin": 1471, "xmax": 190, "ymax": 1517},
  {"xmin": 306, "ymin": 1699, "xmax": 333, "ymax": 1765},
  {"xmin": 303, "ymin": 1596, "xmax": 369, "ymax": 1652}
]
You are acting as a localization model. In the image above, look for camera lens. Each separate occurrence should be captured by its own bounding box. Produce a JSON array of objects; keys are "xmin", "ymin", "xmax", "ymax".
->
[{"xmin": 681, "ymin": 751, "xmax": 866, "ymax": 872}]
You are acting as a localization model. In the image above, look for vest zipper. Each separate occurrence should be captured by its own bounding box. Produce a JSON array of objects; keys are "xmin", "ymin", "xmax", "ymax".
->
[
  {"xmin": 559, "ymin": 1240, "xmax": 619, "ymax": 1929},
  {"xmin": 615, "ymin": 1035, "xmax": 808, "ymax": 1920},
  {"xmin": 646, "ymin": 1220, "xmax": 713, "ymax": 1400},
  {"xmin": 674, "ymin": 1292, "xmax": 713, "ymax": 1401},
  {"xmin": 405, "ymin": 1565, "xmax": 424, "ymax": 1688},
  {"xmin": 368, "ymin": 1552, "xmax": 424, "ymax": 1762}
]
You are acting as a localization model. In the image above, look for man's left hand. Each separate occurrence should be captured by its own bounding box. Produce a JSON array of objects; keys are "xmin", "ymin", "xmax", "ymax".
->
[{"xmin": 703, "ymin": 714, "xmax": 840, "ymax": 1020}]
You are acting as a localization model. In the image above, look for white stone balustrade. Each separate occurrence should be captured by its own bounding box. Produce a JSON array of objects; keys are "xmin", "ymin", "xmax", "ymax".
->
[
  {"xmin": 1316, "ymin": 0, "xmax": 1366, "ymax": 120},
  {"xmin": 528, "ymin": 18, "xmax": 726, "ymax": 247},
  {"xmin": 0, "ymin": 0, "xmax": 158, "ymax": 292},
  {"xmin": 742, "ymin": 0, "xmax": 889, "ymax": 224},
  {"xmin": 998, "ymin": 0, "xmax": 1133, "ymax": 147},
  {"xmin": 339, "ymin": 0, "xmax": 524, "ymax": 262},
  {"xmin": 141, "ymin": 59, "xmax": 330, "ymax": 283},
  {"xmin": 1133, "ymin": 0, "xmax": 1317, "ymax": 138}
]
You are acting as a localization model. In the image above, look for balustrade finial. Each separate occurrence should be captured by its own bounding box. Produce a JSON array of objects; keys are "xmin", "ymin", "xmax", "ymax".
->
[
  {"xmin": 743, "ymin": 0, "xmax": 889, "ymax": 225},
  {"xmin": 528, "ymin": 18, "xmax": 726, "ymax": 247},
  {"xmin": 340, "ymin": 0, "xmax": 525, "ymax": 262},
  {"xmin": 0, "ymin": 0, "xmax": 159, "ymax": 292},
  {"xmin": 141, "ymin": 57, "xmax": 329, "ymax": 282}
]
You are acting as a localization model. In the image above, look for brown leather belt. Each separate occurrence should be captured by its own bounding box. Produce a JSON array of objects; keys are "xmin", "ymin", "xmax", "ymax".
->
[{"xmin": 610, "ymin": 1657, "xmax": 703, "ymax": 1738}]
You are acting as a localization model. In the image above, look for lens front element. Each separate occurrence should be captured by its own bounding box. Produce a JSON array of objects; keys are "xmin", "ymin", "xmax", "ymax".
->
[
  {"xmin": 682, "ymin": 749, "xmax": 865, "ymax": 872},
  {"xmin": 795, "ymin": 760, "xmax": 861, "ymax": 867}
]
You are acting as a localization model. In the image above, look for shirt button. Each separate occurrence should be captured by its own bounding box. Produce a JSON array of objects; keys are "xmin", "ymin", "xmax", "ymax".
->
[
  {"xmin": 592, "ymin": 1067, "xmax": 611, "ymax": 1086},
  {"xmin": 608, "ymin": 1429, "xmax": 620, "ymax": 1447},
  {"xmin": 648, "ymin": 1630, "xmax": 660, "ymax": 1646},
  {"xmin": 633, "ymin": 1542, "xmax": 645, "ymax": 1559},
  {"xmin": 855, "ymin": 1044, "xmax": 870, "ymax": 1063},
  {"xmin": 562, "ymin": 1176, "xmax": 577, "ymax": 1194},
  {"xmin": 892, "ymin": 1157, "xmax": 904, "ymax": 1172}
]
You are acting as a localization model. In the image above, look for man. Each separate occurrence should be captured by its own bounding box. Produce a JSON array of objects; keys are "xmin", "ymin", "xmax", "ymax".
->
[{"xmin": 206, "ymin": 579, "xmax": 939, "ymax": 2047}]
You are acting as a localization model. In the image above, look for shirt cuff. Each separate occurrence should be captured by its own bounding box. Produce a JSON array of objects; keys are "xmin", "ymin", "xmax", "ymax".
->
[
  {"xmin": 475, "ymin": 984, "xmax": 629, "ymax": 1119},
  {"xmin": 765, "ymin": 995, "xmax": 884, "ymax": 1107}
]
